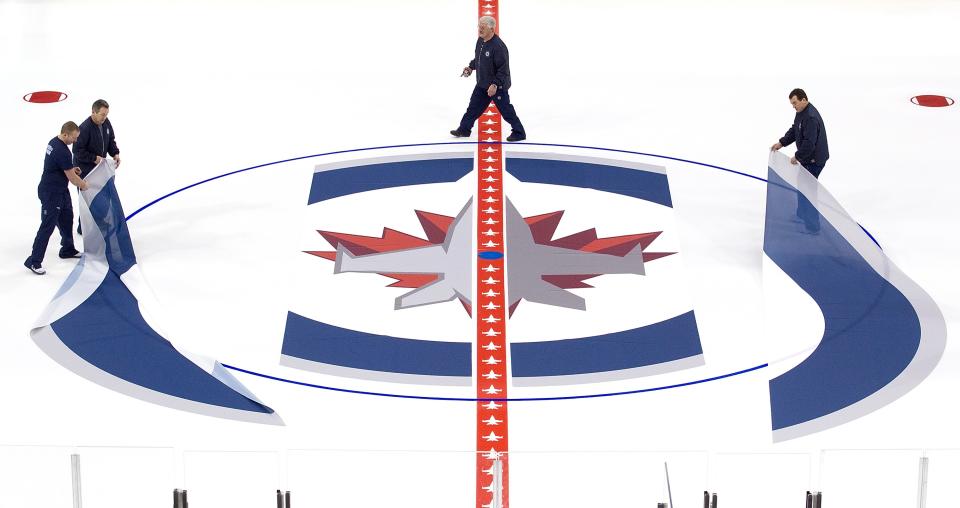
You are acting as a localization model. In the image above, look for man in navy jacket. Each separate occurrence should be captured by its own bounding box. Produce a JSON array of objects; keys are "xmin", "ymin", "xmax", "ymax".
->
[
  {"xmin": 451, "ymin": 16, "xmax": 526, "ymax": 142},
  {"xmin": 25, "ymin": 122, "xmax": 88, "ymax": 275},
  {"xmin": 74, "ymin": 99, "xmax": 120, "ymax": 178},
  {"xmin": 73, "ymin": 99, "xmax": 120, "ymax": 234},
  {"xmin": 771, "ymin": 88, "xmax": 829, "ymax": 177},
  {"xmin": 771, "ymin": 88, "xmax": 829, "ymax": 232}
]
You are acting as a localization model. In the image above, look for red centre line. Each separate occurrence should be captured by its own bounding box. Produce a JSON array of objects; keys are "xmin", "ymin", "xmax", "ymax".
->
[{"xmin": 474, "ymin": 4, "xmax": 508, "ymax": 508}]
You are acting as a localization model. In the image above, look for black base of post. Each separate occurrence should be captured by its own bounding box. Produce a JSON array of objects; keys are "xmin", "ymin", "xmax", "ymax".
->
[
  {"xmin": 702, "ymin": 490, "xmax": 717, "ymax": 508},
  {"xmin": 173, "ymin": 489, "xmax": 187, "ymax": 508},
  {"xmin": 276, "ymin": 489, "xmax": 292, "ymax": 508}
]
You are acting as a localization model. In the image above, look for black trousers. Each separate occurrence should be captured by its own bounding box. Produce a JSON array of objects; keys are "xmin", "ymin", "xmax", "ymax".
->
[
  {"xmin": 805, "ymin": 163, "xmax": 825, "ymax": 179},
  {"xmin": 458, "ymin": 85, "xmax": 525, "ymax": 135},
  {"xmin": 797, "ymin": 163, "xmax": 825, "ymax": 232},
  {"xmin": 28, "ymin": 188, "xmax": 76, "ymax": 265}
]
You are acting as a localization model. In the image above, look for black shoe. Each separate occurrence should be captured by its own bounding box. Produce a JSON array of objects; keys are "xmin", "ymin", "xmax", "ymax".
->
[
  {"xmin": 506, "ymin": 132, "xmax": 526, "ymax": 142},
  {"xmin": 450, "ymin": 129, "xmax": 471, "ymax": 138},
  {"xmin": 59, "ymin": 249, "xmax": 82, "ymax": 259},
  {"xmin": 24, "ymin": 258, "xmax": 46, "ymax": 275}
]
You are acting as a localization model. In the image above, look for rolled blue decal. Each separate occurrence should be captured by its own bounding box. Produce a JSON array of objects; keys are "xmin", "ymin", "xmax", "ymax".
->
[
  {"xmin": 31, "ymin": 160, "xmax": 281, "ymax": 425},
  {"xmin": 764, "ymin": 153, "xmax": 944, "ymax": 441}
]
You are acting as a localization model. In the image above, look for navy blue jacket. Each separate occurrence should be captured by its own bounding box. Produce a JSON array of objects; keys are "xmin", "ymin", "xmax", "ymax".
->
[
  {"xmin": 469, "ymin": 34, "xmax": 512, "ymax": 91},
  {"xmin": 39, "ymin": 137, "xmax": 76, "ymax": 191},
  {"xmin": 779, "ymin": 103, "xmax": 829, "ymax": 169},
  {"xmin": 74, "ymin": 116, "xmax": 119, "ymax": 177}
]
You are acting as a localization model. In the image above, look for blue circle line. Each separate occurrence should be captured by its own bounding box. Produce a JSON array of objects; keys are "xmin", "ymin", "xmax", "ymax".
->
[
  {"xmin": 125, "ymin": 141, "xmax": 768, "ymax": 222},
  {"xmin": 121, "ymin": 140, "xmax": 865, "ymax": 400},
  {"xmin": 222, "ymin": 363, "xmax": 768, "ymax": 402}
]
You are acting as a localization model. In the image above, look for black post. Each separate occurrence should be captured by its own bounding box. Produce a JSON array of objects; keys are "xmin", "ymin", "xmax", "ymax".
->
[
  {"xmin": 173, "ymin": 489, "xmax": 181, "ymax": 508},
  {"xmin": 277, "ymin": 489, "xmax": 283, "ymax": 508},
  {"xmin": 806, "ymin": 490, "xmax": 813, "ymax": 508},
  {"xmin": 180, "ymin": 489, "xmax": 188, "ymax": 508},
  {"xmin": 285, "ymin": 490, "xmax": 291, "ymax": 508},
  {"xmin": 658, "ymin": 503, "xmax": 668, "ymax": 508},
  {"xmin": 711, "ymin": 492, "xmax": 717, "ymax": 508},
  {"xmin": 703, "ymin": 490, "xmax": 710, "ymax": 508}
]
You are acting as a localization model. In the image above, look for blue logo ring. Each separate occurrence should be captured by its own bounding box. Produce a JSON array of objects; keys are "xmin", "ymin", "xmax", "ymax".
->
[{"xmin": 125, "ymin": 141, "xmax": 804, "ymax": 402}]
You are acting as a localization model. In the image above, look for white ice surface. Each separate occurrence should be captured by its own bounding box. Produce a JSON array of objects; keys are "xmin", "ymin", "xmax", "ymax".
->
[{"xmin": 1, "ymin": 1, "xmax": 959, "ymax": 506}]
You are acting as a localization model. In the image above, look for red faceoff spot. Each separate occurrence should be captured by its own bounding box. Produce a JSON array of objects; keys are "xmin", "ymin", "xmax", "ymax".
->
[
  {"xmin": 23, "ymin": 91, "xmax": 68, "ymax": 103},
  {"xmin": 911, "ymin": 95, "xmax": 954, "ymax": 107}
]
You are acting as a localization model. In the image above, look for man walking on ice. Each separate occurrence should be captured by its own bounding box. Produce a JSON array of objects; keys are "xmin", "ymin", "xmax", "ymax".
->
[{"xmin": 451, "ymin": 16, "xmax": 526, "ymax": 142}]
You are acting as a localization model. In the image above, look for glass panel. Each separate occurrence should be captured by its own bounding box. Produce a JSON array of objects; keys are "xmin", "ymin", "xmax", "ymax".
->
[
  {"xmin": 287, "ymin": 449, "xmax": 473, "ymax": 507},
  {"xmin": 0, "ymin": 446, "xmax": 73, "ymax": 507},
  {"xmin": 510, "ymin": 450, "xmax": 707, "ymax": 508},
  {"xmin": 923, "ymin": 449, "xmax": 960, "ymax": 508},
  {"xmin": 820, "ymin": 449, "xmax": 921, "ymax": 507},
  {"xmin": 710, "ymin": 452, "xmax": 810, "ymax": 508},
  {"xmin": 79, "ymin": 446, "xmax": 174, "ymax": 508},
  {"xmin": 184, "ymin": 450, "xmax": 279, "ymax": 508}
]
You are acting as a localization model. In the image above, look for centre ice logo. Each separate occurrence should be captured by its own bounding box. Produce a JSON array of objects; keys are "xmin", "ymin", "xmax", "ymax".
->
[
  {"xmin": 306, "ymin": 198, "xmax": 673, "ymax": 315},
  {"xmin": 28, "ymin": 146, "xmax": 943, "ymax": 441},
  {"xmin": 281, "ymin": 151, "xmax": 704, "ymax": 386}
]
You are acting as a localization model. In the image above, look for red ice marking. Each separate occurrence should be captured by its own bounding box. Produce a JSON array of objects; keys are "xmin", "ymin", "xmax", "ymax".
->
[
  {"xmin": 23, "ymin": 91, "xmax": 68, "ymax": 103},
  {"xmin": 416, "ymin": 210, "xmax": 455, "ymax": 243},
  {"xmin": 307, "ymin": 223, "xmax": 449, "ymax": 293},
  {"xmin": 475, "ymin": 1, "xmax": 506, "ymax": 504},
  {"xmin": 381, "ymin": 273, "xmax": 440, "ymax": 288},
  {"xmin": 476, "ymin": 100, "xmax": 508, "ymax": 507},
  {"xmin": 314, "ymin": 228, "xmax": 435, "ymax": 255},
  {"xmin": 479, "ymin": 1, "xmax": 499, "ymax": 25},
  {"xmin": 524, "ymin": 211, "xmax": 672, "ymax": 258},
  {"xmin": 911, "ymin": 95, "xmax": 954, "ymax": 107},
  {"xmin": 523, "ymin": 211, "xmax": 564, "ymax": 240}
]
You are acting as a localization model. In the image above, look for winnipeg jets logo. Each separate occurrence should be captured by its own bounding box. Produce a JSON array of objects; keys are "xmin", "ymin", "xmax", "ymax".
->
[
  {"xmin": 284, "ymin": 151, "xmax": 702, "ymax": 388},
  {"xmin": 307, "ymin": 197, "xmax": 671, "ymax": 316}
]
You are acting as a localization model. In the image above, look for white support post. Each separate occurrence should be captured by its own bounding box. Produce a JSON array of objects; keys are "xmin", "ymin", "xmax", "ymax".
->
[
  {"xmin": 917, "ymin": 456, "xmax": 929, "ymax": 508},
  {"xmin": 70, "ymin": 453, "xmax": 83, "ymax": 508},
  {"xmin": 491, "ymin": 457, "xmax": 503, "ymax": 508}
]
